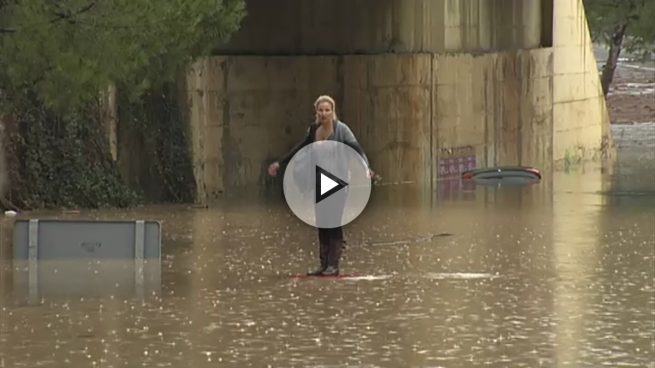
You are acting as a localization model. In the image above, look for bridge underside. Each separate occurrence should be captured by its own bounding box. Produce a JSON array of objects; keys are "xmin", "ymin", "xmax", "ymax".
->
[
  {"xmin": 113, "ymin": 0, "xmax": 611, "ymax": 203},
  {"xmin": 216, "ymin": 0, "xmax": 552, "ymax": 54}
]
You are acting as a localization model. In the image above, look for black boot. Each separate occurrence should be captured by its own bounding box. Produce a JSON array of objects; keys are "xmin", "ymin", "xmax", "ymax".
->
[
  {"xmin": 307, "ymin": 264, "xmax": 326, "ymax": 276},
  {"xmin": 321, "ymin": 265, "xmax": 339, "ymax": 276},
  {"xmin": 307, "ymin": 232, "xmax": 329, "ymax": 276},
  {"xmin": 321, "ymin": 239, "xmax": 344, "ymax": 276}
]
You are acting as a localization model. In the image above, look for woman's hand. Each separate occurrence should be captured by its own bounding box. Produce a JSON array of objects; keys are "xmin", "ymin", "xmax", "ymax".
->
[
  {"xmin": 367, "ymin": 169, "xmax": 381, "ymax": 184},
  {"xmin": 268, "ymin": 161, "xmax": 280, "ymax": 177}
]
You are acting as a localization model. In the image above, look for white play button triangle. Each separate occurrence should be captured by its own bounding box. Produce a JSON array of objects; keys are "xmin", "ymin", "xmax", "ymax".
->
[
  {"xmin": 315, "ymin": 166, "xmax": 348, "ymax": 203},
  {"xmin": 320, "ymin": 173, "xmax": 339, "ymax": 195}
]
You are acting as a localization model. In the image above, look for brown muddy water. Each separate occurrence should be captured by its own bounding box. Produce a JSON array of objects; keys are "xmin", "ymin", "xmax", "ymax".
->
[{"xmin": 0, "ymin": 124, "xmax": 653, "ymax": 368}]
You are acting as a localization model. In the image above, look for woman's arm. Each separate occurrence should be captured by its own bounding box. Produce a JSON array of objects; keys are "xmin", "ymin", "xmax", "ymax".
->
[
  {"xmin": 278, "ymin": 126, "xmax": 313, "ymax": 167},
  {"xmin": 268, "ymin": 125, "xmax": 315, "ymax": 177},
  {"xmin": 341, "ymin": 124, "xmax": 370, "ymax": 168},
  {"xmin": 339, "ymin": 123, "xmax": 378, "ymax": 179}
]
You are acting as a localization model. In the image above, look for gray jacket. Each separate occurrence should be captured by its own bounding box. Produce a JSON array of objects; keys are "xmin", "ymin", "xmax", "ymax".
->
[{"xmin": 279, "ymin": 120, "xmax": 370, "ymax": 168}]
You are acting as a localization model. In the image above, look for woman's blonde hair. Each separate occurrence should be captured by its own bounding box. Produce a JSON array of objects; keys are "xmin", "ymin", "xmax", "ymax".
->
[{"xmin": 314, "ymin": 95, "xmax": 338, "ymax": 123}]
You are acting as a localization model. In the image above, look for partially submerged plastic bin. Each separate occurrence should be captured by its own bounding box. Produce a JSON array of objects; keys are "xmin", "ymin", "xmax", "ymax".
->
[{"xmin": 13, "ymin": 219, "xmax": 161, "ymax": 301}]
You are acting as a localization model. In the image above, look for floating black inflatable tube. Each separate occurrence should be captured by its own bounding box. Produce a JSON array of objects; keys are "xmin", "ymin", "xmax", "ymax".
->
[{"xmin": 461, "ymin": 166, "xmax": 542, "ymax": 184}]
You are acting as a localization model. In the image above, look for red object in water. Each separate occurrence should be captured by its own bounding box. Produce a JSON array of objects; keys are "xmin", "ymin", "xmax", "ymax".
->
[
  {"xmin": 461, "ymin": 171, "xmax": 475, "ymax": 180},
  {"xmin": 289, "ymin": 273, "xmax": 364, "ymax": 280},
  {"xmin": 523, "ymin": 167, "xmax": 542, "ymax": 179}
]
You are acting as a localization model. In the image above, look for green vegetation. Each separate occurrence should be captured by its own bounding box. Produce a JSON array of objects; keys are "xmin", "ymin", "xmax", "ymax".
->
[
  {"xmin": 0, "ymin": 0, "xmax": 245, "ymax": 209},
  {"xmin": 6, "ymin": 95, "xmax": 140, "ymax": 209},
  {"xmin": 584, "ymin": 0, "xmax": 655, "ymax": 96},
  {"xmin": 116, "ymin": 82, "xmax": 197, "ymax": 204}
]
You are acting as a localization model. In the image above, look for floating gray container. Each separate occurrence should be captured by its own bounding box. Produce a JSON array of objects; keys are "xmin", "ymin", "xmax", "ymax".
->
[
  {"xmin": 12, "ymin": 219, "xmax": 162, "ymax": 302},
  {"xmin": 14, "ymin": 219, "xmax": 161, "ymax": 260}
]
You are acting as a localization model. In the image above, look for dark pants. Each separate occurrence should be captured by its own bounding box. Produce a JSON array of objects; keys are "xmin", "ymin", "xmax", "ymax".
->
[
  {"xmin": 314, "ymin": 186, "xmax": 347, "ymax": 269},
  {"xmin": 317, "ymin": 226, "xmax": 344, "ymax": 268}
]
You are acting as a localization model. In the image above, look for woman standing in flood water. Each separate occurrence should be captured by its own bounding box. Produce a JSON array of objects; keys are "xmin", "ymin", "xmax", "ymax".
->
[{"xmin": 267, "ymin": 95, "xmax": 374, "ymax": 276}]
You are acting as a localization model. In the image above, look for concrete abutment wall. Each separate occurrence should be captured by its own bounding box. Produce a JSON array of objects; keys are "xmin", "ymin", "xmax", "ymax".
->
[
  {"xmin": 184, "ymin": 50, "xmax": 555, "ymax": 203},
  {"xmin": 115, "ymin": 0, "xmax": 609, "ymax": 204}
]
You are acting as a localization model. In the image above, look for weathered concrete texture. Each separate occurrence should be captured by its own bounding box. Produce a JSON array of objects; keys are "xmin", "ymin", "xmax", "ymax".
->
[
  {"xmin": 179, "ymin": 0, "xmax": 611, "ymax": 203},
  {"xmin": 433, "ymin": 49, "xmax": 553, "ymax": 185},
  {"xmin": 185, "ymin": 57, "xmax": 340, "ymax": 202},
  {"xmin": 99, "ymin": 85, "xmax": 118, "ymax": 162},
  {"xmin": 217, "ymin": 0, "xmax": 548, "ymax": 54},
  {"xmin": 185, "ymin": 58, "xmax": 227, "ymax": 204},
  {"xmin": 341, "ymin": 55, "xmax": 433, "ymax": 185},
  {"xmin": 552, "ymin": 0, "xmax": 613, "ymax": 164},
  {"xmin": 185, "ymin": 50, "xmax": 554, "ymax": 202}
]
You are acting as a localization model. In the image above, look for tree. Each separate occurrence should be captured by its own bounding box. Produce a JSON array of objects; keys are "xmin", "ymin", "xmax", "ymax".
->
[
  {"xmin": 0, "ymin": 0, "xmax": 245, "ymax": 209},
  {"xmin": 584, "ymin": 0, "xmax": 655, "ymax": 96},
  {"xmin": 0, "ymin": 0, "xmax": 246, "ymax": 113}
]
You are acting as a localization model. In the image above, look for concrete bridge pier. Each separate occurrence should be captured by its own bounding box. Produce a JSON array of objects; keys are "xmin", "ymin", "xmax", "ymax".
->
[{"xmin": 178, "ymin": 0, "xmax": 611, "ymax": 204}]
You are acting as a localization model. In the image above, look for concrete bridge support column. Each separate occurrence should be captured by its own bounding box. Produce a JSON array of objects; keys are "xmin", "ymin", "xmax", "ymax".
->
[{"xmin": 179, "ymin": 0, "xmax": 610, "ymax": 204}]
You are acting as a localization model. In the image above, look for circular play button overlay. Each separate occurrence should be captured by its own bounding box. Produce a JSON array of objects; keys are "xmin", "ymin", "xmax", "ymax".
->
[{"xmin": 283, "ymin": 141, "xmax": 372, "ymax": 229}]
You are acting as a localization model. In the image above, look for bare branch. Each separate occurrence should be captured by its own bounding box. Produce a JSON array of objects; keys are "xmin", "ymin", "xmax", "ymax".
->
[{"xmin": 52, "ymin": 1, "xmax": 98, "ymax": 23}]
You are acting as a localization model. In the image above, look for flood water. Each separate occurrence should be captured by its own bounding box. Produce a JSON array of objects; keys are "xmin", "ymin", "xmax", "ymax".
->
[{"xmin": 1, "ymin": 124, "xmax": 654, "ymax": 368}]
